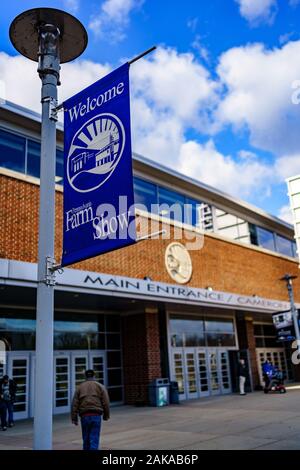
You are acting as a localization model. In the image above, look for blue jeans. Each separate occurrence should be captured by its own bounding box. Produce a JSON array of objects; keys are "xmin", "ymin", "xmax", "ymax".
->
[{"xmin": 80, "ymin": 415, "xmax": 102, "ymax": 450}]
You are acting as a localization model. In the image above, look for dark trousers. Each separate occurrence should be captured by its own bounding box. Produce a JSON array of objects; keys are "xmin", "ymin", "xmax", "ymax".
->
[
  {"xmin": 0, "ymin": 401, "xmax": 6, "ymax": 428},
  {"xmin": 80, "ymin": 415, "xmax": 102, "ymax": 450},
  {"xmin": 0, "ymin": 401, "xmax": 14, "ymax": 427}
]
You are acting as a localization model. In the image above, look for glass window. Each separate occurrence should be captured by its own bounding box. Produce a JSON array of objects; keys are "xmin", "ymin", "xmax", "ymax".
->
[
  {"xmin": 27, "ymin": 139, "xmax": 41, "ymax": 178},
  {"xmin": 253, "ymin": 324, "xmax": 263, "ymax": 336},
  {"xmin": 0, "ymin": 128, "xmax": 26, "ymax": 173},
  {"xmin": 249, "ymin": 223, "xmax": 258, "ymax": 245},
  {"xmin": 107, "ymin": 387, "xmax": 123, "ymax": 402},
  {"xmin": 170, "ymin": 316, "xmax": 204, "ymax": 334},
  {"xmin": 276, "ymin": 235, "xmax": 293, "ymax": 258},
  {"xmin": 0, "ymin": 332, "xmax": 35, "ymax": 350},
  {"xmin": 107, "ymin": 369, "xmax": 122, "ymax": 386},
  {"xmin": 185, "ymin": 198, "xmax": 202, "ymax": 227},
  {"xmin": 0, "ymin": 318, "xmax": 36, "ymax": 332},
  {"xmin": 255, "ymin": 337, "xmax": 264, "ymax": 348},
  {"xmin": 107, "ymin": 351, "xmax": 121, "ymax": 368},
  {"xmin": 206, "ymin": 333, "xmax": 235, "ymax": 347},
  {"xmin": 292, "ymin": 241, "xmax": 297, "ymax": 258},
  {"xmin": 158, "ymin": 186, "xmax": 185, "ymax": 222},
  {"xmin": 264, "ymin": 337, "xmax": 279, "ymax": 348},
  {"xmin": 170, "ymin": 333, "xmax": 183, "ymax": 347},
  {"xmin": 204, "ymin": 318, "xmax": 235, "ymax": 333},
  {"xmin": 256, "ymin": 227, "xmax": 276, "ymax": 251},
  {"xmin": 106, "ymin": 333, "xmax": 121, "ymax": 349},
  {"xmin": 262, "ymin": 324, "xmax": 276, "ymax": 336},
  {"xmin": 105, "ymin": 315, "xmax": 120, "ymax": 332},
  {"xmin": 185, "ymin": 331, "xmax": 205, "ymax": 347},
  {"xmin": 54, "ymin": 321, "xmax": 98, "ymax": 333},
  {"xmin": 133, "ymin": 177, "xmax": 157, "ymax": 212}
]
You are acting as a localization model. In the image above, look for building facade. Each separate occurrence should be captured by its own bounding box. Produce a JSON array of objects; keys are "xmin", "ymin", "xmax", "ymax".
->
[{"xmin": 0, "ymin": 101, "xmax": 299, "ymax": 419}]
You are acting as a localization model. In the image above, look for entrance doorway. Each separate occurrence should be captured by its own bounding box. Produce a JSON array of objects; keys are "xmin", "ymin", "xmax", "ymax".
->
[
  {"xmin": 256, "ymin": 348, "xmax": 290, "ymax": 386},
  {"xmin": 2, "ymin": 350, "xmax": 106, "ymax": 420},
  {"xmin": 171, "ymin": 348, "xmax": 232, "ymax": 400}
]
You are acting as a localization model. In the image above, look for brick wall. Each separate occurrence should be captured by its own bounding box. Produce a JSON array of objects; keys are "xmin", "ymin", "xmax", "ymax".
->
[
  {"xmin": 121, "ymin": 309, "xmax": 161, "ymax": 404},
  {"xmin": 1, "ymin": 173, "xmax": 299, "ymax": 303}
]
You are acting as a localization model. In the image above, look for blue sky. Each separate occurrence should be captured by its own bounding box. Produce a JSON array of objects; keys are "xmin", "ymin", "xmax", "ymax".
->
[{"xmin": 1, "ymin": 0, "xmax": 300, "ymax": 221}]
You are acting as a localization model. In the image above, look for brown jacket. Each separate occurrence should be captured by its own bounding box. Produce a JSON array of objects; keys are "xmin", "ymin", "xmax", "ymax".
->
[{"xmin": 71, "ymin": 379, "xmax": 110, "ymax": 422}]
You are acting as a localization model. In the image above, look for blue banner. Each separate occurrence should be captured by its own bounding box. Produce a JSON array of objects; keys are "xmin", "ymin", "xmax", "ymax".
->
[{"xmin": 62, "ymin": 63, "xmax": 136, "ymax": 267}]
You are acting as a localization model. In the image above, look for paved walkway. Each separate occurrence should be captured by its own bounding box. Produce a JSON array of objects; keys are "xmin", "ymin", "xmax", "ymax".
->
[{"xmin": 2, "ymin": 386, "xmax": 300, "ymax": 450}]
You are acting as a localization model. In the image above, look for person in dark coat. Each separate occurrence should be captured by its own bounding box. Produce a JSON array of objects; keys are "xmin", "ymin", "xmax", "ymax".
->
[
  {"xmin": 0, "ymin": 375, "xmax": 17, "ymax": 430},
  {"xmin": 71, "ymin": 369, "xmax": 110, "ymax": 450},
  {"xmin": 237, "ymin": 359, "xmax": 248, "ymax": 395}
]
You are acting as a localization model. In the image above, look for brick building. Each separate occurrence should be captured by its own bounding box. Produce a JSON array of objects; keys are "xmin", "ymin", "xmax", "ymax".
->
[{"xmin": 0, "ymin": 101, "xmax": 299, "ymax": 419}]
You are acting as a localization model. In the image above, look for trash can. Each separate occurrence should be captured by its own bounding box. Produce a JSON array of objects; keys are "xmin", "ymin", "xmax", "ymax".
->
[
  {"xmin": 148, "ymin": 378, "xmax": 170, "ymax": 406},
  {"xmin": 169, "ymin": 381, "xmax": 180, "ymax": 404}
]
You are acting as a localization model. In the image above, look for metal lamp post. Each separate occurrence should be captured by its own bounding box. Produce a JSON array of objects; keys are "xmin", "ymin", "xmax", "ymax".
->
[
  {"xmin": 280, "ymin": 274, "xmax": 300, "ymax": 344},
  {"xmin": 9, "ymin": 8, "xmax": 87, "ymax": 450}
]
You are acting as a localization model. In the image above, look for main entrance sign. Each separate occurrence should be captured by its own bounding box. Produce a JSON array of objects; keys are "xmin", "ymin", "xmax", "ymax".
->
[{"xmin": 62, "ymin": 64, "xmax": 136, "ymax": 266}]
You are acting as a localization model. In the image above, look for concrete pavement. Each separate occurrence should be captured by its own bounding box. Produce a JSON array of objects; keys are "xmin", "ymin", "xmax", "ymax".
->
[{"xmin": 1, "ymin": 386, "xmax": 300, "ymax": 450}]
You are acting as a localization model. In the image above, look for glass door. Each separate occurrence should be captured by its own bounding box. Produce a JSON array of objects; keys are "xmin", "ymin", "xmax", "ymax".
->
[
  {"xmin": 197, "ymin": 350, "xmax": 210, "ymax": 397},
  {"xmin": 219, "ymin": 350, "xmax": 231, "ymax": 394},
  {"xmin": 54, "ymin": 353, "xmax": 70, "ymax": 414},
  {"xmin": 89, "ymin": 352, "xmax": 106, "ymax": 385},
  {"xmin": 208, "ymin": 350, "xmax": 220, "ymax": 395},
  {"xmin": 184, "ymin": 350, "xmax": 198, "ymax": 399},
  {"xmin": 7, "ymin": 353, "xmax": 30, "ymax": 420},
  {"xmin": 72, "ymin": 352, "xmax": 88, "ymax": 393},
  {"xmin": 256, "ymin": 348, "xmax": 289, "ymax": 386},
  {"xmin": 172, "ymin": 350, "xmax": 186, "ymax": 399}
]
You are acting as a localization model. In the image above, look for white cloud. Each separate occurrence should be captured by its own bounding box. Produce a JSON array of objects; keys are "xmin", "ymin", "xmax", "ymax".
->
[
  {"xmin": 191, "ymin": 35, "xmax": 210, "ymax": 63},
  {"xmin": 177, "ymin": 139, "xmax": 273, "ymax": 198},
  {"xmin": 275, "ymin": 153, "xmax": 300, "ymax": 180},
  {"xmin": 2, "ymin": 43, "xmax": 300, "ymax": 206},
  {"xmin": 63, "ymin": 0, "xmax": 80, "ymax": 14},
  {"xmin": 278, "ymin": 204, "xmax": 293, "ymax": 223},
  {"xmin": 214, "ymin": 41, "xmax": 300, "ymax": 157},
  {"xmin": 130, "ymin": 47, "xmax": 218, "ymax": 166},
  {"xmin": 0, "ymin": 52, "xmax": 110, "ymax": 115},
  {"xmin": 235, "ymin": 0, "xmax": 277, "ymax": 26},
  {"xmin": 89, "ymin": 0, "xmax": 143, "ymax": 42}
]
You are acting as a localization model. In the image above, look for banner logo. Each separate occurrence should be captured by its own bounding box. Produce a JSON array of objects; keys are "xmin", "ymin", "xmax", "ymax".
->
[{"xmin": 67, "ymin": 113, "xmax": 125, "ymax": 193}]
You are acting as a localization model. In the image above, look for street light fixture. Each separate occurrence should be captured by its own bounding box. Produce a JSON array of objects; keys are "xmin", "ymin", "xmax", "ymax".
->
[
  {"xmin": 280, "ymin": 274, "xmax": 300, "ymax": 345},
  {"xmin": 9, "ymin": 8, "xmax": 87, "ymax": 450}
]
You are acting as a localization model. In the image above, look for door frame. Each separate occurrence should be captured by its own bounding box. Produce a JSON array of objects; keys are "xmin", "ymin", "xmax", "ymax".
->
[
  {"xmin": 53, "ymin": 352, "xmax": 71, "ymax": 415},
  {"xmin": 7, "ymin": 351, "xmax": 30, "ymax": 420},
  {"xmin": 183, "ymin": 348, "xmax": 199, "ymax": 400}
]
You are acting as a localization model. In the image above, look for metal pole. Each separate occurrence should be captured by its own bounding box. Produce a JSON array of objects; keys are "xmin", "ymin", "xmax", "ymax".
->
[{"xmin": 34, "ymin": 24, "xmax": 60, "ymax": 450}]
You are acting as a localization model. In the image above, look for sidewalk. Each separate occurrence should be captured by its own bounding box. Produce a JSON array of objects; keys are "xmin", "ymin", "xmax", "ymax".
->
[{"xmin": 1, "ymin": 387, "xmax": 300, "ymax": 450}]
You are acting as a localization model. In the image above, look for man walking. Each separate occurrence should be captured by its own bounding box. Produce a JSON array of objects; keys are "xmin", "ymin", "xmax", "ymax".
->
[
  {"xmin": 237, "ymin": 358, "xmax": 247, "ymax": 395},
  {"xmin": 71, "ymin": 369, "xmax": 110, "ymax": 450},
  {"xmin": 0, "ymin": 375, "xmax": 17, "ymax": 429}
]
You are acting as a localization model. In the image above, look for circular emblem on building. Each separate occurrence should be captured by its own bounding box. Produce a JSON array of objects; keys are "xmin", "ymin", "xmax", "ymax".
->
[
  {"xmin": 165, "ymin": 242, "xmax": 192, "ymax": 284},
  {"xmin": 67, "ymin": 112, "xmax": 125, "ymax": 193}
]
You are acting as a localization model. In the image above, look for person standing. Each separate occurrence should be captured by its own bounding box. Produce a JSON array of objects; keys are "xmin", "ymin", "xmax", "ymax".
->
[
  {"xmin": 237, "ymin": 359, "xmax": 247, "ymax": 395},
  {"xmin": 71, "ymin": 369, "xmax": 110, "ymax": 450},
  {"xmin": 0, "ymin": 375, "xmax": 17, "ymax": 429}
]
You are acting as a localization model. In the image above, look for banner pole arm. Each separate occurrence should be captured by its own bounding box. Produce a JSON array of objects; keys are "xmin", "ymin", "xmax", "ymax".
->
[{"xmin": 128, "ymin": 46, "xmax": 156, "ymax": 65}]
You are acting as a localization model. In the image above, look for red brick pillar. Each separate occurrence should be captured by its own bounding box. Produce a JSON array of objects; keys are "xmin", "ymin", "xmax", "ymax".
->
[
  {"xmin": 122, "ymin": 307, "xmax": 162, "ymax": 405},
  {"xmin": 236, "ymin": 313, "xmax": 260, "ymax": 389},
  {"xmin": 245, "ymin": 318, "xmax": 260, "ymax": 389}
]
